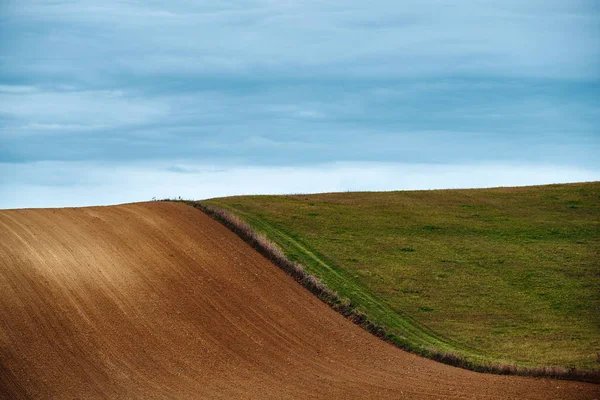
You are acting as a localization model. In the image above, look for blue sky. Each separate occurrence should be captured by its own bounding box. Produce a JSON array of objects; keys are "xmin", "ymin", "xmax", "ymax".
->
[{"xmin": 1, "ymin": 0, "xmax": 599, "ymax": 208}]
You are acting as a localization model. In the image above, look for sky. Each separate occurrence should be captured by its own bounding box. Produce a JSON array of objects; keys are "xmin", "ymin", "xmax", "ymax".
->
[{"xmin": 1, "ymin": 0, "xmax": 599, "ymax": 208}]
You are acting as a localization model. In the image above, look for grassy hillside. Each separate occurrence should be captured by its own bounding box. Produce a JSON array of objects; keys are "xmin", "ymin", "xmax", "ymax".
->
[{"xmin": 204, "ymin": 182, "xmax": 600, "ymax": 371}]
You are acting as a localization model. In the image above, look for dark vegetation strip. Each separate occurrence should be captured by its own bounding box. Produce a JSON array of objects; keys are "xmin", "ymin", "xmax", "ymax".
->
[{"xmin": 177, "ymin": 200, "xmax": 600, "ymax": 384}]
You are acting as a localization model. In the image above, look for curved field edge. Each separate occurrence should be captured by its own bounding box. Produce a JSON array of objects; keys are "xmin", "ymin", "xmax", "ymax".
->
[
  {"xmin": 200, "ymin": 184, "xmax": 600, "ymax": 371},
  {"xmin": 178, "ymin": 200, "xmax": 599, "ymax": 383}
]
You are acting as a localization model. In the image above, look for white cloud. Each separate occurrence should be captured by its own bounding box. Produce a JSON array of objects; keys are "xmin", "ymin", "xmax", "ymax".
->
[
  {"xmin": 4, "ymin": 0, "xmax": 599, "ymax": 80},
  {"xmin": 0, "ymin": 85, "xmax": 38, "ymax": 94},
  {"xmin": 0, "ymin": 87, "xmax": 170, "ymax": 135},
  {"xmin": 1, "ymin": 161, "xmax": 598, "ymax": 209},
  {"xmin": 0, "ymin": 0, "xmax": 598, "ymax": 196}
]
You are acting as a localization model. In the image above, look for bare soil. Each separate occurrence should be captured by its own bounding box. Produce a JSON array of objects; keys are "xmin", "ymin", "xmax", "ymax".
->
[{"xmin": 0, "ymin": 202, "xmax": 597, "ymax": 399}]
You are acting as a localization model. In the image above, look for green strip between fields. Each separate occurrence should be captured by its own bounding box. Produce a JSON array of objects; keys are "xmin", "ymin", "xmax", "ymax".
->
[{"xmin": 210, "ymin": 203, "xmax": 494, "ymax": 364}]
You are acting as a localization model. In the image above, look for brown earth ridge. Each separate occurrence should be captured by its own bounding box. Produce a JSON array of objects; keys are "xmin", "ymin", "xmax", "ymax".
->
[{"xmin": 0, "ymin": 201, "xmax": 597, "ymax": 399}]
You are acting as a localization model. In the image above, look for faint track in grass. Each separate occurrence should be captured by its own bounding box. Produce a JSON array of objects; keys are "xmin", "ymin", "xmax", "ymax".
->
[{"xmin": 214, "ymin": 203, "xmax": 477, "ymax": 356}]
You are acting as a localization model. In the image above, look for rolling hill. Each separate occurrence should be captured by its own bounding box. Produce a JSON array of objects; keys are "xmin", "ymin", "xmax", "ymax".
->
[
  {"xmin": 204, "ymin": 182, "xmax": 600, "ymax": 373},
  {"xmin": 0, "ymin": 201, "xmax": 597, "ymax": 398}
]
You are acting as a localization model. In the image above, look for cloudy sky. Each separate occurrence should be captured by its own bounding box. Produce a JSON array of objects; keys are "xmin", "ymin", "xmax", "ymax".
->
[{"xmin": 1, "ymin": 0, "xmax": 599, "ymax": 208}]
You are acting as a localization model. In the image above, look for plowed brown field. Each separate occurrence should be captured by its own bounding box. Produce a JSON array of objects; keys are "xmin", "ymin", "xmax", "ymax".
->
[{"xmin": 0, "ymin": 202, "xmax": 597, "ymax": 399}]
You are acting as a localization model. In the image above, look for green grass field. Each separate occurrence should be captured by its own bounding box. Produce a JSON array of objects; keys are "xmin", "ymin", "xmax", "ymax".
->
[{"xmin": 204, "ymin": 182, "xmax": 600, "ymax": 371}]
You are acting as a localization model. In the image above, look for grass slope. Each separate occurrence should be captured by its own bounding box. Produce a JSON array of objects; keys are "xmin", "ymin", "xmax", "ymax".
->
[{"xmin": 204, "ymin": 182, "xmax": 600, "ymax": 371}]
